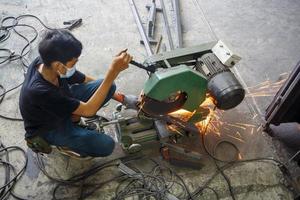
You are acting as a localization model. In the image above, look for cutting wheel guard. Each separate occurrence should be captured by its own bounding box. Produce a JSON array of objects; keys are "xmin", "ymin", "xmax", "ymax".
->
[{"xmin": 140, "ymin": 92, "xmax": 187, "ymax": 116}]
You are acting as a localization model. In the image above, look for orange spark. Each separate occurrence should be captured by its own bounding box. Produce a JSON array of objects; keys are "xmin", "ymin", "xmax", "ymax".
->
[
  {"xmin": 226, "ymin": 123, "xmax": 247, "ymax": 130},
  {"xmin": 169, "ymin": 109, "xmax": 195, "ymax": 122},
  {"xmin": 226, "ymin": 134, "xmax": 245, "ymax": 143},
  {"xmin": 235, "ymin": 123, "xmax": 256, "ymax": 128},
  {"xmin": 238, "ymin": 153, "xmax": 242, "ymax": 160}
]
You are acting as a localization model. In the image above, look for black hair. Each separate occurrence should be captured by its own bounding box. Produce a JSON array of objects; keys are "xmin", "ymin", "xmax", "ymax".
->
[{"xmin": 38, "ymin": 29, "xmax": 82, "ymax": 67}]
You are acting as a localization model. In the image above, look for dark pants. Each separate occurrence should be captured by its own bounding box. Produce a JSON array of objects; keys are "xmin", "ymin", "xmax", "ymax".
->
[{"xmin": 41, "ymin": 79, "xmax": 116, "ymax": 157}]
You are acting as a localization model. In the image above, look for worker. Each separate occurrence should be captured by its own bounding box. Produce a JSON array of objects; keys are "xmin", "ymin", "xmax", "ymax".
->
[{"xmin": 19, "ymin": 29, "xmax": 137, "ymax": 157}]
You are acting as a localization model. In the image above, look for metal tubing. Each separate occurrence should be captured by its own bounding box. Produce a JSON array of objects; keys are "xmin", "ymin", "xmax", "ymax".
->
[
  {"xmin": 159, "ymin": 0, "xmax": 174, "ymax": 50},
  {"xmin": 128, "ymin": 0, "xmax": 153, "ymax": 56},
  {"xmin": 172, "ymin": 0, "xmax": 183, "ymax": 48},
  {"xmin": 146, "ymin": 0, "xmax": 156, "ymax": 39}
]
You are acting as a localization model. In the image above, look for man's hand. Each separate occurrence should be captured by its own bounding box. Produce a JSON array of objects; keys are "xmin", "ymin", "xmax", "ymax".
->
[
  {"xmin": 109, "ymin": 49, "xmax": 133, "ymax": 75},
  {"xmin": 123, "ymin": 95, "xmax": 139, "ymax": 110}
]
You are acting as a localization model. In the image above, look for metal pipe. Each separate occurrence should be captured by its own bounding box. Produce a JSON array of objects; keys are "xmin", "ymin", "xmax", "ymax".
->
[
  {"xmin": 172, "ymin": 0, "xmax": 183, "ymax": 48},
  {"xmin": 159, "ymin": 0, "xmax": 174, "ymax": 50},
  {"xmin": 146, "ymin": 0, "xmax": 156, "ymax": 40},
  {"xmin": 128, "ymin": 0, "xmax": 153, "ymax": 56}
]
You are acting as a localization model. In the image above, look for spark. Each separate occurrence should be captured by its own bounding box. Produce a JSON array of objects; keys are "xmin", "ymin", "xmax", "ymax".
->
[
  {"xmin": 252, "ymin": 113, "xmax": 258, "ymax": 119},
  {"xmin": 238, "ymin": 153, "xmax": 242, "ymax": 160},
  {"xmin": 256, "ymin": 125, "xmax": 262, "ymax": 132},
  {"xmin": 246, "ymin": 76, "xmax": 288, "ymax": 98},
  {"xmin": 167, "ymin": 125, "xmax": 184, "ymax": 136},
  {"xmin": 235, "ymin": 122, "xmax": 256, "ymax": 128},
  {"xmin": 226, "ymin": 134, "xmax": 245, "ymax": 143},
  {"xmin": 226, "ymin": 123, "xmax": 247, "ymax": 130},
  {"xmin": 250, "ymin": 128, "xmax": 254, "ymax": 135},
  {"xmin": 235, "ymin": 131, "xmax": 242, "ymax": 138},
  {"xmin": 245, "ymin": 80, "xmax": 270, "ymax": 89},
  {"xmin": 169, "ymin": 109, "xmax": 195, "ymax": 122},
  {"xmin": 224, "ymin": 127, "xmax": 230, "ymax": 131},
  {"xmin": 215, "ymin": 132, "xmax": 221, "ymax": 136}
]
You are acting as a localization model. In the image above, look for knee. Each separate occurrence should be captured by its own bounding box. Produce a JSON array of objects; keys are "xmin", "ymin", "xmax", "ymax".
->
[
  {"xmin": 99, "ymin": 136, "xmax": 115, "ymax": 156},
  {"xmin": 89, "ymin": 134, "xmax": 115, "ymax": 157}
]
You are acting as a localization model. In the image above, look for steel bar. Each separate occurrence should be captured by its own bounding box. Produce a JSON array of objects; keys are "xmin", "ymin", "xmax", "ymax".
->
[
  {"xmin": 159, "ymin": 0, "xmax": 174, "ymax": 50},
  {"xmin": 172, "ymin": 0, "xmax": 183, "ymax": 48},
  {"xmin": 265, "ymin": 60, "xmax": 300, "ymax": 126},
  {"xmin": 146, "ymin": 0, "xmax": 156, "ymax": 39},
  {"xmin": 154, "ymin": 35, "xmax": 163, "ymax": 54},
  {"xmin": 128, "ymin": 0, "xmax": 153, "ymax": 56}
]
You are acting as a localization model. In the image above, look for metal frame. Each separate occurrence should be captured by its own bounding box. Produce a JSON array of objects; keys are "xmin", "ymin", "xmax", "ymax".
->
[
  {"xmin": 144, "ymin": 41, "xmax": 217, "ymax": 68},
  {"xmin": 172, "ymin": 0, "xmax": 183, "ymax": 48},
  {"xmin": 128, "ymin": 0, "xmax": 153, "ymax": 56},
  {"xmin": 159, "ymin": 0, "xmax": 174, "ymax": 50},
  {"xmin": 265, "ymin": 60, "xmax": 300, "ymax": 127}
]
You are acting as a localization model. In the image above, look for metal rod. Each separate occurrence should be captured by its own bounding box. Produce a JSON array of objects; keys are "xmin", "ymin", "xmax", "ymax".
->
[
  {"xmin": 128, "ymin": 0, "xmax": 153, "ymax": 56},
  {"xmin": 159, "ymin": 0, "xmax": 174, "ymax": 50},
  {"xmin": 155, "ymin": 35, "xmax": 163, "ymax": 54},
  {"xmin": 146, "ymin": 0, "xmax": 156, "ymax": 40},
  {"xmin": 172, "ymin": 0, "xmax": 183, "ymax": 48}
]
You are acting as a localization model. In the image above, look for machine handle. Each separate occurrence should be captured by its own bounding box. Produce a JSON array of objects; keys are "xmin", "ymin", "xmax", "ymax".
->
[{"xmin": 130, "ymin": 60, "xmax": 156, "ymax": 73}]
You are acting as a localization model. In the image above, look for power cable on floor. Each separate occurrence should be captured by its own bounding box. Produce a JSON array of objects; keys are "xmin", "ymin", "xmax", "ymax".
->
[
  {"xmin": 190, "ymin": 106, "xmax": 295, "ymax": 199},
  {"xmin": 0, "ymin": 14, "xmax": 81, "ymax": 121},
  {"xmin": 0, "ymin": 140, "xmax": 28, "ymax": 200}
]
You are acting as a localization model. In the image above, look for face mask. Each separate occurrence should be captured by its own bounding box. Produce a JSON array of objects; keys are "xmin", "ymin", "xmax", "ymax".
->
[{"xmin": 60, "ymin": 65, "xmax": 76, "ymax": 78}]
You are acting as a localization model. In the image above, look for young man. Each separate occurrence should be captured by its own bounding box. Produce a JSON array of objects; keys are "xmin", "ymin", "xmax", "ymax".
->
[{"xmin": 19, "ymin": 29, "xmax": 137, "ymax": 157}]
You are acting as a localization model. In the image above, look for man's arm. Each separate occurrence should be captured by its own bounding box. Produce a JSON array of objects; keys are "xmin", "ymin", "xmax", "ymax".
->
[
  {"xmin": 72, "ymin": 51, "xmax": 132, "ymax": 117},
  {"xmin": 84, "ymin": 74, "xmax": 96, "ymax": 83}
]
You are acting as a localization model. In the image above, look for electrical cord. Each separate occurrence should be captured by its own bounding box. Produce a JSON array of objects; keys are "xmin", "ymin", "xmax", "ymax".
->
[
  {"xmin": 35, "ymin": 153, "xmax": 147, "ymax": 200},
  {"xmin": 0, "ymin": 140, "xmax": 28, "ymax": 200},
  {"xmin": 0, "ymin": 14, "xmax": 80, "ymax": 121},
  {"xmin": 198, "ymin": 106, "xmax": 236, "ymax": 200},
  {"xmin": 0, "ymin": 83, "xmax": 23, "ymax": 121},
  {"xmin": 1, "ymin": 118, "xmax": 291, "ymax": 200},
  {"xmin": 190, "ymin": 106, "xmax": 295, "ymax": 199},
  {"xmin": 35, "ymin": 153, "xmax": 201, "ymax": 200},
  {"xmin": 114, "ymin": 158, "xmax": 196, "ymax": 200}
]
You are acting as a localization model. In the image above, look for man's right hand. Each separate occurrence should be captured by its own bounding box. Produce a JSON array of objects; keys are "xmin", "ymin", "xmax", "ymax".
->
[{"xmin": 110, "ymin": 50, "xmax": 133, "ymax": 74}]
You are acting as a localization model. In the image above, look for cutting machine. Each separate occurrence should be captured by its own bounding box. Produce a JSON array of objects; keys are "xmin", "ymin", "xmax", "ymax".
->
[{"xmin": 109, "ymin": 41, "xmax": 245, "ymax": 166}]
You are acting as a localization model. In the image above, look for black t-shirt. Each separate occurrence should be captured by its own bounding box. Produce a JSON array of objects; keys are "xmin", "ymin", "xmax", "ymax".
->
[{"xmin": 19, "ymin": 57, "xmax": 85, "ymax": 138}]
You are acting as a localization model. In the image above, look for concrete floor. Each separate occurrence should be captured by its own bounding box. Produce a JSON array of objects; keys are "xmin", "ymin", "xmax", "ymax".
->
[{"xmin": 1, "ymin": 0, "xmax": 300, "ymax": 199}]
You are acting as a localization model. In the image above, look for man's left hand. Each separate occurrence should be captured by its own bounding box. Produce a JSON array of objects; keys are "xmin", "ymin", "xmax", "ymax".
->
[{"xmin": 123, "ymin": 95, "xmax": 139, "ymax": 110}]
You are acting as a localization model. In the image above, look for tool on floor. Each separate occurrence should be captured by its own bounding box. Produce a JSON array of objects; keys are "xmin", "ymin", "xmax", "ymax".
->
[{"xmin": 63, "ymin": 18, "xmax": 82, "ymax": 30}]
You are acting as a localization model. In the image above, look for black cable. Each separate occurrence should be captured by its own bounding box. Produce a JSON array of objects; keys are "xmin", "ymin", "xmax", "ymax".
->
[
  {"xmin": 0, "ymin": 15, "xmax": 81, "ymax": 200},
  {"xmin": 35, "ymin": 154, "xmax": 146, "ymax": 200},
  {"xmin": 199, "ymin": 106, "xmax": 236, "ymax": 200},
  {"xmin": 35, "ymin": 153, "xmax": 197, "ymax": 200},
  {"xmin": 113, "ymin": 158, "xmax": 197, "ymax": 200},
  {"xmin": 0, "ymin": 141, "xmax": 28, "ymax": 200},
  {"xmin": 0, "ymin": 14, "xmax": 79, "ymax": 121},
  {"xmin": 0, "ymin": 82, "xmax": 24, "ymax": 121},
  {"xmin": 191, "ymin": 106, "xmax": 293, "ymax": 199}
]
